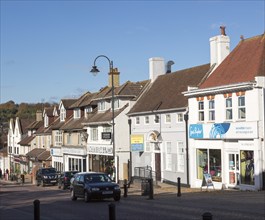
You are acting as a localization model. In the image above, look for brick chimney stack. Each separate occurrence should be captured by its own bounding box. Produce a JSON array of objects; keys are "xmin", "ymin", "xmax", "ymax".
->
[{"xmin": 109, "ymin": 68, "xmax": 120, "ymax": 87}]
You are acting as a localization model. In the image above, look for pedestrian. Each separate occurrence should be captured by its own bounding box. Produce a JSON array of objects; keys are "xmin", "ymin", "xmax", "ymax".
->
[
  {"xmin": 0, "ymin": 168, "xmax": 2, "ymax": 179},
  {"xmin": 5, "ymin": 169, "xmax": 9, "ymax": 181}
]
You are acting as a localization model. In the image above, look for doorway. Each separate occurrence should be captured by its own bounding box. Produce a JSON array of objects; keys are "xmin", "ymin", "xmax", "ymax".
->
[{"xmin": 228, "ymin": 153, "xmax": 240, "ymax": 187}]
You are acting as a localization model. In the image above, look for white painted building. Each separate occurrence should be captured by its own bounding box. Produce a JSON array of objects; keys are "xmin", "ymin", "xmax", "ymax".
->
[{"xmin": 184, "ymin": 33, "xmax": 265, "ymax": 190}]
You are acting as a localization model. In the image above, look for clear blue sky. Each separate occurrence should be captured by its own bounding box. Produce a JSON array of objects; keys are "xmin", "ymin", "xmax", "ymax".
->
[{"xmin": 1, "ymin": 0, "xmax": 264, "ymax": 104}]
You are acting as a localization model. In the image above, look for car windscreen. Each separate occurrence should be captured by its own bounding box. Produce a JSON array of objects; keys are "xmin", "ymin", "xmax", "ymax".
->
[
  {"xmin": 85, "ymin": 174, "xmax": 112, "ymax": 183},
  {"xmin": 42, "ymin": 168, "xmax": 56, "ymax": 174}
]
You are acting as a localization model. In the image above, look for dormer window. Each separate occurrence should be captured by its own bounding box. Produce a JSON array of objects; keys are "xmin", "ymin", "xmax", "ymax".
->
[
  {"xmin": 98, "ymin": 101, "xmax": 106, "ymax": 111},
  {"xmin": 60, "ymin": 107, "xmax": 66, "ymax": 122},
  {"xmin": 113, "ymin": 98, "xmax": 120, "ymax": 109},
  {"xmin": 44, "ymin": 115, "xmax": 49, "ymax": 127},
  {"xmin": 74, "ymin": 108, "xmax": 81, "ymax": 119}
]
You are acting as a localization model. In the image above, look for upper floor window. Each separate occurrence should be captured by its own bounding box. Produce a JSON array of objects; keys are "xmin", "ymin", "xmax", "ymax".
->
[
  {"xmin": 177, "ymin": 113, "xmax": 183, "ymax": 122},
  {"xmin": 60, "ymin": 108, "xmax": 66, "ymax": 122},
  {"xmin": 198, "ymin": 101, "xmax": 204, "ymax": 122},
  {"xmin": 55, "ymin": 131, "xmax": 62, "ymax": 146},
  {"xmin": 67, "ymin": 133, "xmax": 72, "ymax": 145},
  {"xmin": 208, "ymin": 100, "xmax": 215, "ymax": 121},
  {"xmin": 154, "ymin": 115, "xmax": 160, "ymax": 124},
  {"xmin": 165, "ymin": 114, "xmax": 171, "ymax": 123},
  {"xmin": 44, "ymin": 115, "xmax": 49, "ymax": 128},
  {"xmin": 238, "ymin": 96, "xmax": 246, "ymax": 119},
  {"xmin": 91, "ymin": 127, "xmax": 98, "ymax": 141},
  {"xmin": 113, "ymin": 98, "xmax": 120, "ymax": 109},
  {"xmin": 135, "ymin": 117, "xmax": 140, "ymax": 125},
  {"xmin": 74, "ymin": 108, "xmax": 81, "ymax": 119},
  {"xmin": 98, "ymin": 101, "xmax": 106, "ymax": 111},
  {"xmin": 145, "ymin": 116, "xmax": 149, "ymax": 124},
  {"xmin": 226, "ymin": 98, "xmax": 233, "ymax": 120}
]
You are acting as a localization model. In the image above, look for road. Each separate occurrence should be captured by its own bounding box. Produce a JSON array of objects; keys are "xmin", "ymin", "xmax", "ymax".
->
[{"xmin": 0, "ymin": 181, "xmax": 264, "ymax": 220}]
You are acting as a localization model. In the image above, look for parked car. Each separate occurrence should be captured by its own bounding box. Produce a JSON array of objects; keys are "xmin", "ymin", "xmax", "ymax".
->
[
  {"xmin": 36, "ymin": 167, "xmax": 59, "ymax": 187},
  {"xmin": 58, "ymin": 171, "xmax": 79, "ymax": 190},
  {"xmin": 70, "ymin": 172, "xmax": 121, "ymax": 202}
]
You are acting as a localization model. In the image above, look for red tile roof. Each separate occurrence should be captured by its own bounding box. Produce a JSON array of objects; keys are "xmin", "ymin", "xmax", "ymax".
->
[{"xmin": 200, "ymin": 34, "xmax": 265, "ymax": 89}]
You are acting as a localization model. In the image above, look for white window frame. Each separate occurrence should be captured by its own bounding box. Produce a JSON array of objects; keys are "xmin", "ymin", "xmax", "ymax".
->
[
  {"xmin": 98, "ymin": 101, "xmax": 106, "ymax": 111},
  {"xmin": 208, "ymin": 100, "xmax": 215, "ymax": 121},
  {"xmin": 238, "ymin": 96, "xmax": 246, "ymax": 120},
  {"xmin": 225, "ymin": 97, "xmax": 233, "ymax": 120},
  {"xmin": 135, "ymin": 117, "xmax": 140, "ymax": 125},
  {"xmin": 177, "ymin": 113, "xmax": 183, "ymax": 123},
  {"xmin": 60, "ymin": 108, "xmax": 66, "ymax": 122},
  {"xmin": 91, "ymin": 127, "xmax": 98, "ymax": 141},
  {"xmin": 198, "ymin": 101, "xmax": 204, "ymax": 122},
  {"xmin": 165, "ymin": 114, "xmax": 171, "ymax": 123},
  {"xmin": 145, "ymin": 116, "xmax": 149, "ymax": 124},
  {"xmin": 55, "ymin": 131, "xmax": 62, "ymax": 146},
  {"xmin": 177, "ymin": 142, "xmax": 185, "ymax": 172},
  {"xmin": 113, "ymin": 98, "xmax": 120, "ymax": 109},
  {"xmin": 74, "ymin": 108, "xmax": 81, "ymax": 119},
  {"xmin": 165, "ymin": 141, "xmax": 172, "ymax": 171}
]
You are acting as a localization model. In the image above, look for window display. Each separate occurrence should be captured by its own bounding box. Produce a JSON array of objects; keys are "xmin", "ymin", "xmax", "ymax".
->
[
  {"xmin": 197, "ymin": 149, "xmax": 222, "ymax": 182},
  {"xmin": 240, "ymin": 150, "xmax": 254, "ymax": 185}
]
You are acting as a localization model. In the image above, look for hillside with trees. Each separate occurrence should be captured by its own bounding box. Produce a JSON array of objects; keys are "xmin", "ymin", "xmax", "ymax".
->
[{"xmin": 0, "ymin": 100, "xmax": 55, "ymax": 148}]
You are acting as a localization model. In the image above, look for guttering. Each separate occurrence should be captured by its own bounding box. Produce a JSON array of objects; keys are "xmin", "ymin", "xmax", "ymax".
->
[
  {"xmin": 127, "ymin": 107, "xmax": 187, "ymax": 117},
  {"xmin": 82, "ymin": 121, "xmax": 111, "ymax": 126},
  {"xmin": 182, "ymin": 81, "xmax": 255, "ymax": 97}
]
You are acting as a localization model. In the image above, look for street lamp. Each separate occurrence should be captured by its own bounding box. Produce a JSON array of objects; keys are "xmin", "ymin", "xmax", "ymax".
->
[{"xmin": 90, "ymin": 55, "xmax": 116, "ymax": 181}]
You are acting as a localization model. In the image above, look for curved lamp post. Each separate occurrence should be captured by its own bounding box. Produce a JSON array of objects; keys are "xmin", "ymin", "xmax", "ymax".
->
[{"xmin": 90, "ymin": 55, "xmax": 116, "ymax": 181}]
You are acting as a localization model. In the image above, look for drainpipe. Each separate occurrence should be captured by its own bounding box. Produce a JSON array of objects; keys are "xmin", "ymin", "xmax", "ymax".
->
[
  {"xmin": 184, "ymin": 112, "xmax": 190, "ymax": 187},
  {"xmin": 128, "ymin": 118, "xmax": 132, "ymax": 184}
]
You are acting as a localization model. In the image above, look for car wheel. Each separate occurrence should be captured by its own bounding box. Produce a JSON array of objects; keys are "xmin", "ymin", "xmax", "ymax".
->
[
  {"xmin": 114, "ymin": 194, "xmax": 120, "ymax": 201},
  {"xmin": 84, "ymin": 191, "xmax": 90, "ymax": 203},
  {"xmin": 71, "ymin": 190, "xmax": 77, "ymax": 201},
  {"xmin": 36, "ymin": 180, "xmax": 40, "ymax": 187},
  {"xmin": 41, "ymin": 180, "xmax": 45, "ymax": 187}
]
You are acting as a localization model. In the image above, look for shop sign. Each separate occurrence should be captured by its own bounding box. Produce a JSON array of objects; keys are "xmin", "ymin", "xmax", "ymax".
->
[
  {"xmin": 62, "ymin": 147, "xmax": 86, "ymax": 155},
  {"xmin": 88, "ymin": 145, "xmax": 113, "ymax": 156},
  {"xmin": 189, "ymin": 121, "xmax": 257, "ymax": 139},
  {"xmin": 101, "ymin": 132, "xmax": 112, "ymax": 140},
  {"xmin": 131, "ymin": 134, "xmax": 144, "ymax": 151},
  {"xmin": 50, "ymin": 148, "xmax": 62, "ymax": 156}
]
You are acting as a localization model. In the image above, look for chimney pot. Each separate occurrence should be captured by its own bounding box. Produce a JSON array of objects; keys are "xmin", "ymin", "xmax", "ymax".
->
[{"xmin": 220, "ymin": 26, "xmax": 226, "ymax": 36}]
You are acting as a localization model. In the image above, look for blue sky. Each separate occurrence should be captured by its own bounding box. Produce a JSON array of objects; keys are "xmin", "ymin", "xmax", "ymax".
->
[{"xmin": 1, "ymin": 0, "xmax": 264, "ymax": 104}]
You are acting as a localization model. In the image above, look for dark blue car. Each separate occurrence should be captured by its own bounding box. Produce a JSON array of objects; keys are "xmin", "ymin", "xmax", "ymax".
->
[{"xmin": 70, "ymin": 172, "xmax": 121, "ymax": 202}]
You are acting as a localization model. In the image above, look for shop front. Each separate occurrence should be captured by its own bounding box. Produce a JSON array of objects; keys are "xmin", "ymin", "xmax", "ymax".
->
[
  {"xmin": 189, "ymin": 121, "xmax": 262, "ymax": 190},
  {"xmin": 51, "ymin": 147, "xmax": 63, "ymax": 172},
  {"xmin": 87, "ymin": 145, "xmax": 114, "ymax": 177},
  {"xmin": 62, "ymin": 146, "xmax": 87, "ymax": 172}
]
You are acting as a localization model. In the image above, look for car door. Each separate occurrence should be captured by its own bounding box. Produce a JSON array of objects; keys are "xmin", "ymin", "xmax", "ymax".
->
[{"xmin": 74, "ymin": 175, "xmax": 84, "ymax": 197}]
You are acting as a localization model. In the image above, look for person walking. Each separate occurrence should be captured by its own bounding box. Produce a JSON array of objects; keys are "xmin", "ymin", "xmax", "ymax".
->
[
  {"xmin": 0, "ymin": 168, "xmax": 2, "ymax": 179},
  {"xmin": 5, "ymin": 169, "xmax": 9, "ymax": 181}
]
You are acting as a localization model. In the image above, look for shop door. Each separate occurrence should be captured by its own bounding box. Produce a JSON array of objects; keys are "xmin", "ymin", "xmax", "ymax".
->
[{"xmin": 228, "ymin": 153, "xmax": 240, "ymax": 187}]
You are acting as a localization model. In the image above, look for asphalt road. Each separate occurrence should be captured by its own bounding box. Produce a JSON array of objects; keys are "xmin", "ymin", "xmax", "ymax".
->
[{"xmin": 0, "ymin": 181, "xmax": 264, "ymax": 220}]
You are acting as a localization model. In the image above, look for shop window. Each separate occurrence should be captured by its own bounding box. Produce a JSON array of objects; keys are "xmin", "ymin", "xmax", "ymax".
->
[
  {"xmin": 197, "ymin": 149, "xmax": 222, "ymax": 182},
  {"xmin": 240, "ymin": 150, "xmax": 254, "ymax": 185}
]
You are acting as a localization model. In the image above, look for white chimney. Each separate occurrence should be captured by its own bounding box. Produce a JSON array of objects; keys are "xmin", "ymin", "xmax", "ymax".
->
[
  {"xmin": 149, "ymin": 57, "xmax": 165, "ymax": 83},
  {"xmin": 210, "ymin": 26, "xmax": 230, "ymax": 67}
]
